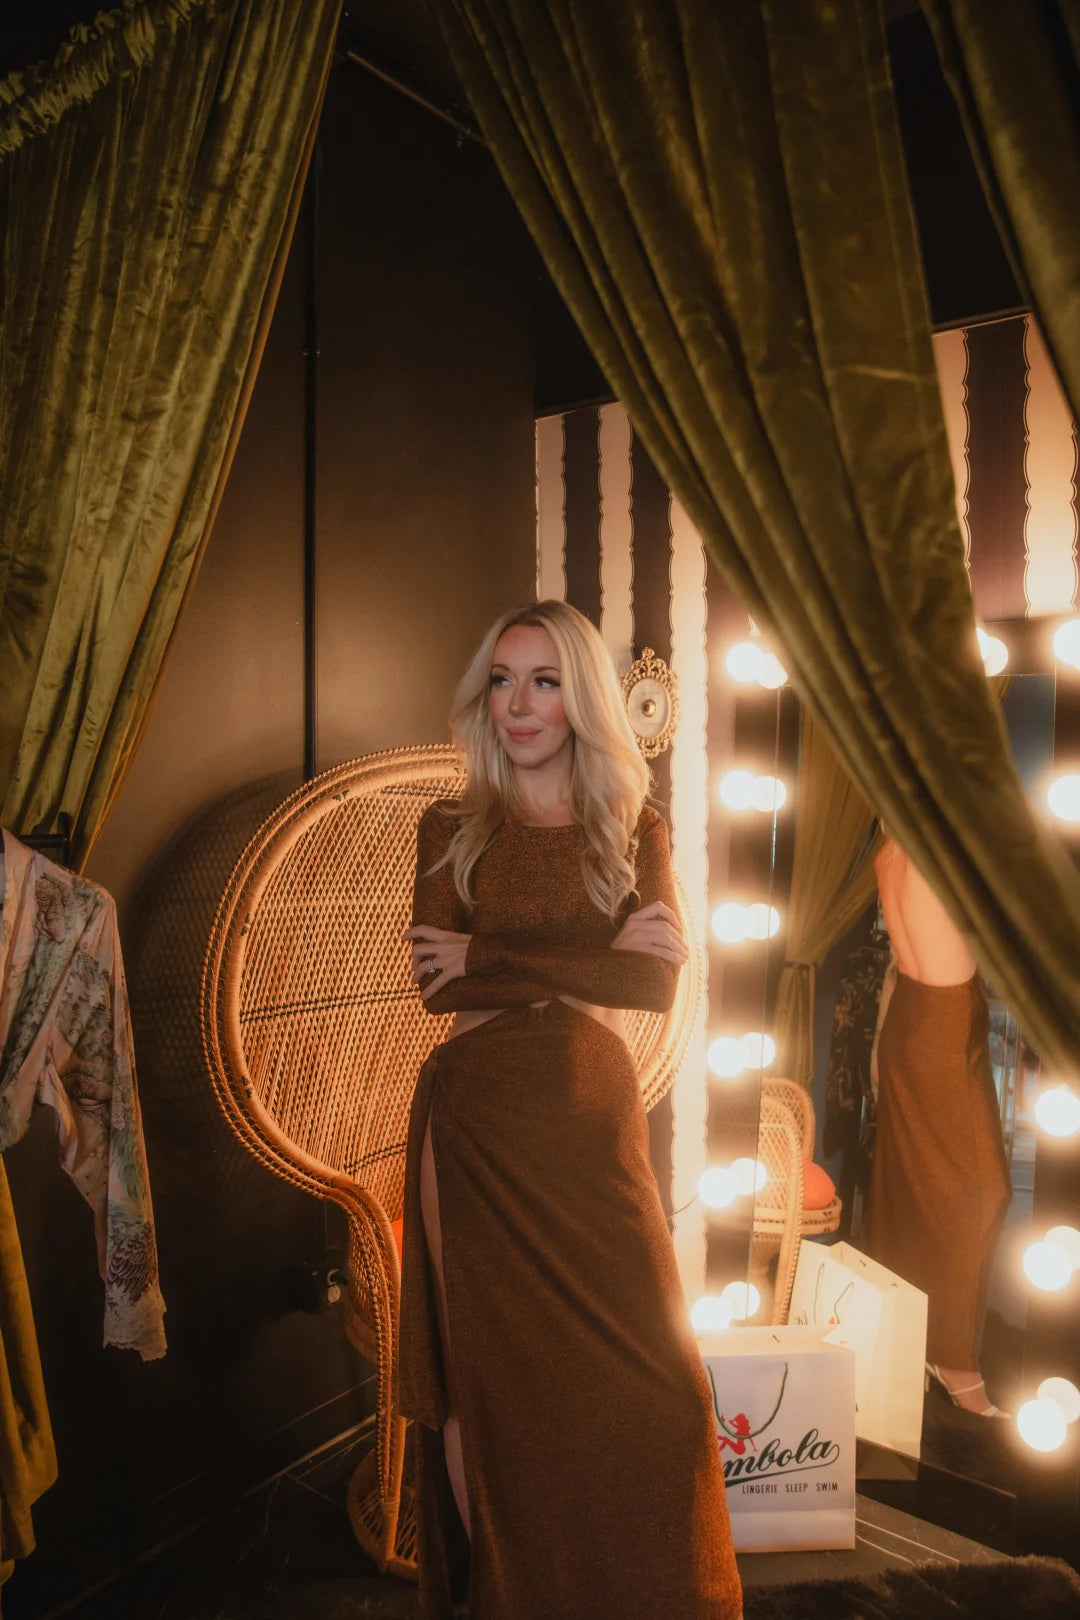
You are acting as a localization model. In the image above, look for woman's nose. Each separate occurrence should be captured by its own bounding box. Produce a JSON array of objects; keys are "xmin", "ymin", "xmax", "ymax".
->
[{"xmin": 508, "ymin": 685, "xmax": 530, "ymax": 714}]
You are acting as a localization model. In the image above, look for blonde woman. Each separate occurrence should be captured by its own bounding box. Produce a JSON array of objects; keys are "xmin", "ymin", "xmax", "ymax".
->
[{"xmin": 399, "ymin": 601, "xmax": 741, "ymax": 1620}]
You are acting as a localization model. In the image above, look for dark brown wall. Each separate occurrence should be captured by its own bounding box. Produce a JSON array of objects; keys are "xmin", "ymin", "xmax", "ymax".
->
[{"xmin": 4, "ymin": 64, "xmax": 537, "ymax": 1613}]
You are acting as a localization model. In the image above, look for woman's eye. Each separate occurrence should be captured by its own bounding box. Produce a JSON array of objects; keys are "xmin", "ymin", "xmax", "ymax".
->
[
  {"xmin": 489, "ymin": 674, "xmax": 508, "ymax": 687},
  {"xmin": 536, "ymin": 677, "xmax": 560, "ymax": 689}
]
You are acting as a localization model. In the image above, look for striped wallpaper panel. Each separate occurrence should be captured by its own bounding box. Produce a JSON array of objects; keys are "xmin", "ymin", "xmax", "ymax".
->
[{"xmin": 931, "ymin": 314, "xmax": 1079, "ymax": 620}]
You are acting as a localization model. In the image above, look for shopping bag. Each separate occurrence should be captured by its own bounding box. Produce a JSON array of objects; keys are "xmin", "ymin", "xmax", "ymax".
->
[
  {"xmin": 698, "ymin": 1325, "xmax": 855, "ymax": 1552},
  {"xmin": 788, "ymin": 1239, "xmax": 927, "ymax": 1458}
]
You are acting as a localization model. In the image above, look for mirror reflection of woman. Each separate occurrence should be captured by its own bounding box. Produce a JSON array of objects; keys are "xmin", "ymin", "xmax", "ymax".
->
[
  {"xmin": 399, "ymin": 601, "xmax": 742, "ymax": 1619},
  {"xmin": 866, "ymin": 837, "xmax": 1011, "ymax": 1418}
]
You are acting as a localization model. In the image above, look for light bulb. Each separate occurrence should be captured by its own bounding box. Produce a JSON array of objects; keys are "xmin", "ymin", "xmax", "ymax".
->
[
  {"xmin": 711, "ymin": 902, "xmax": 749, "ymax": 944},
  {"xmin": 1046, "ymin": 1226, "xmax": 1080, "ymax": 1267},
  {"xmin": 731, "ymin": 1156, "xmax": 768, "ymax": 1195},
  {"xmin": 1048, "ymin": 774, "xmax": 1080, "ymax": 822},
  {"xmin": 1037, "ymin": 1378, "xmax": 1080, "ymax": 1424},
  {"xmin": 745, "ymin": 903, "xmax": 781, "ymax": 940},
  {"xmin": 698, "ymin": 1166, "xmax": 740, "ymax": 1209},
  {"xmin": 726, "ymin": 642, "xmax": 763, "ymax": 683},
  {"xmin": 1034, "ymin": 1085, "xmax": 1080, "ymax": 1138},
  {"xmin": 976, "ymin": 626, "xmax": 1009, "ymax": 675},
  {"xmin": 717, "ymin": 769, "xmax": 759, "ymax": 810},
  {"xmin": 754, "ymin": 775, "xmax": 788, "ymax": 813},
  {"xmin": 740, "ymin": 1031, "xmax": 776, "ymax": 1069},
  {"xmin": 757, "ymin": 651, "xmax": 789, "ymax": 689},
  {"xmin": 1022, "ymin": 1239, "xmax": 1075, "ymax": 1291},
  {"xmin": 691, "ymin": 1295, "xmax": 733, "ymax": 1331},
  {"xmin": 719, "ymin": 1280, "xmax": 761, "ymax": 1321},
  {"xmin": 707, "ymin": 1036, "xmax": 746, "ymax": 1079},
  {"xmin": 1017, "ymin": 1397, "xmax": 1068, "ymax": 1452},
  {"xmin": 1053, "ymin": 617, "xmax": 1080, "ymax": 670}
]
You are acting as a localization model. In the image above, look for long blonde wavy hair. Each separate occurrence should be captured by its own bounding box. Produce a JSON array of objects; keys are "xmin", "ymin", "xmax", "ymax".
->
[{"xmin": 434, "ymin": 600, "xmax": 651, "ymax": 918}]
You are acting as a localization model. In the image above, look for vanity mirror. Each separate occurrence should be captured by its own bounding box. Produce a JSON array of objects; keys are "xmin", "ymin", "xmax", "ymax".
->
[{"xmin": 775, "ymin": 616, "xmax": 1080, "ymax": 1549}]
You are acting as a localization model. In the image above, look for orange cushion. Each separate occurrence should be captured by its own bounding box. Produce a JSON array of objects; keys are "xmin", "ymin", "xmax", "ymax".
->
[
  {"xmin": 391, "ymin": 1216, "xmax": 404, "ymax": 1263},
  {"xmin": 802, "ymin": 1159, "xmax": 836, "ymax": 1210}
]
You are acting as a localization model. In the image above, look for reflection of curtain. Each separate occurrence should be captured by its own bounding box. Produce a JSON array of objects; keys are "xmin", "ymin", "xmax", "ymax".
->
[
  {"xmin": 922, "ymin": 1, "xmax": 1080, "ymax": 419},
  {"xmin": 0, "ymin": 0, "xmax": 341, "ymax": 868},
  {"xmin": 0, "ymin": 1162, "xmax": 57, "ymax": 1583},
  {"xmin": 430, "ymin": 0, "xmax": 1080, "ymax": 1071},
  {"xmin": 773, "ymin": 711, "xmax": 882, "ymax": 1091}
]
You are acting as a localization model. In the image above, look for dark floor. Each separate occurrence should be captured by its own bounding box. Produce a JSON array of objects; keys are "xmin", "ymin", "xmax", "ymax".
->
[{"xmin": 3, "ymin": 1427, "xmax": 1004, "ymax": 1620}]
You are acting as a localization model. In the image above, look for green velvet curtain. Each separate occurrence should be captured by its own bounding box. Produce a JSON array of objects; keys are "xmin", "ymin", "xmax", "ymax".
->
[
  {"xmin": 773, "ymin": 711, "xmax": 882, "ymax": 1092},
  {"xmin": 0, "ymin": 0, "xmax": 341, "ymax": 868},
  {"xmin": 429, "ymin": 0, "xmax": 1080, "ymax": 1072},
  {"xmin": 922, "ymin": 0, "xmax": 1080, "ymax": 421},
  {"xmin": 0, "ymin": 1163, "xmax": 57, "ymax": 1584}
]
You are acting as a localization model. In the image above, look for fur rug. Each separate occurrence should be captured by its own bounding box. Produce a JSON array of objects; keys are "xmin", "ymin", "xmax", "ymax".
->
[{"xmin": 743, "ymin": 1556, "xmax": 1080, "ymax": 1620}]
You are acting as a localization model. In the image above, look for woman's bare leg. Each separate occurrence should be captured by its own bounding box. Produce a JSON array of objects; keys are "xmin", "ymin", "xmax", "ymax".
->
[{"xmin": 420, "ymin": 1110, "xmax": 472, "ymax": 1538}]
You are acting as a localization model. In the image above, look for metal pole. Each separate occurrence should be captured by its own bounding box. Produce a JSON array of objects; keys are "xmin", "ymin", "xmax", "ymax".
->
[{"xmin": 303, "ymin": 134, "xmax": 321, "ymax": 784}]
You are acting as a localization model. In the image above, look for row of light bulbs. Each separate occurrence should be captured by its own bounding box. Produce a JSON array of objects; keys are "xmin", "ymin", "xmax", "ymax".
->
[
  {"xmin": 713, "ymin": 768, "xmax": 787, "ymax": 949},
  {"xmin": 725, "ymin": 614, "xmax": 1080, "ymax": 692},
  {"xmin": 694, "ymin": 639, "xmax": 784, "ymax": 1334},
  {"xmin": 724, "ymin": 624, "xmax": 1014, "ymax": 688},
  {"xmin": 1017, "ymin": 1076, "xmax": 1080, "ymax": 1450},
  {"xmin": 1017, "ymin": 1214, "xmax": 1080, "ymax": 1449}
]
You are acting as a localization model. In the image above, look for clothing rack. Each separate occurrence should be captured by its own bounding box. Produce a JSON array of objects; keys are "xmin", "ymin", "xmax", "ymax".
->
[{"xmin": 10, "ymin": 813, "xmax": 74, "ymax": 870}]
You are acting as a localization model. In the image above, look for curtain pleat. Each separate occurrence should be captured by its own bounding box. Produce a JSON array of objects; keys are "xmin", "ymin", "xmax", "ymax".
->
[
  {"xmin": 0, "ymin": 0, "xmax": 342, "ymax": 867},
  {"xmin": 428, "ymin": 0, "xmax": 1080, "ymax": 1072},
  {"xmin": 922, "ymin": 0, "xmax": 1080, "ymax": 422},
  {"xmin": 773, "ymin": 710, "xmax": 882, "ymax": 1092}
]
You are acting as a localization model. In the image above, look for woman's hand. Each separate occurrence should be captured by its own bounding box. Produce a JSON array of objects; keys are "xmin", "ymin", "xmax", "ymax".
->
[
  {"xmin": 611, "ymin": 901, "xmax": 688, "ymax": 965},
  {"xmin": 403, "ymin": 924, "xmax": 472, "ymax": 1000}
]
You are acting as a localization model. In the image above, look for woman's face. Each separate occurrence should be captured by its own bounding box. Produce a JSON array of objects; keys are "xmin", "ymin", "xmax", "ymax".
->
[{"xmin": 488, "ymin": 624, "xmax": 573, "ymax": 771}]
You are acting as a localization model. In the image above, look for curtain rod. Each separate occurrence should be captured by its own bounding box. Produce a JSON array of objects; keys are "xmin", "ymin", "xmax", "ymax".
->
[{"xmin": 340, "ymin": 47, "xmax": 485, "ymax": 147}]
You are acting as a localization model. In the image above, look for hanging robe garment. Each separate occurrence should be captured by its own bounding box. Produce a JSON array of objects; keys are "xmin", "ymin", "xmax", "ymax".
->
[
  {"xmin": 399, "ymin": 803, "xmax": 741, "ymax": 1620},
  {"xmin": 0, "ymin": 830, "xmax": 166, "ymax": 1361}
]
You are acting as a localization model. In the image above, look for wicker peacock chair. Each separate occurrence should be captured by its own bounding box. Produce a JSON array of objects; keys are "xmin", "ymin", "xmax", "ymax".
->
[
  {"xmin": 752, "ymin": 1078, "xmax": 842, "ymax": 1324},
  {"xmin": 200, "ymin": 744, "xmax": 705, "ymax": 1580}
]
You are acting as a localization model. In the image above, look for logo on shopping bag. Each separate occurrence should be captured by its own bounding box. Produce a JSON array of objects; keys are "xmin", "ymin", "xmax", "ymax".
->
[
  {"xmin": 707, "ymin": 1362, "xmax": 840, "ymax": 1486},
  {"xmin": 790, "ymin": 1265, "xmax": 855, "ymax": 1329}
]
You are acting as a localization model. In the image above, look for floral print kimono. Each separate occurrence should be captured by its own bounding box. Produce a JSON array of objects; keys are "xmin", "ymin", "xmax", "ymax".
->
[{"xmin": 0, "ymin": 830, "xmax": 166, "ymax": 1360}]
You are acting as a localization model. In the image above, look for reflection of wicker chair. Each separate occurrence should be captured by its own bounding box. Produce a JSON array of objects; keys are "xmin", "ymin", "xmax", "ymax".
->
[
  {"xmin": 752, "ymin": 1078, "xmax": 842, "ymax": 1324},
  {"xmin": 200, "ymin": 745, "xmax": 704, "ymax": 1580}
]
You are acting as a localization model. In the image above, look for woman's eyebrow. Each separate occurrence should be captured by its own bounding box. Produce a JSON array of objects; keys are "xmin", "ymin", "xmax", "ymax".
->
[{"xmin": 490, "ymin": 662, "xmax": 561, "ymax": 674}]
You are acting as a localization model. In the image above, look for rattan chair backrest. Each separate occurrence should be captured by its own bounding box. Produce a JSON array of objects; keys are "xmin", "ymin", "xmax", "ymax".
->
[
  {"xmin": 761, "ymin": 1078, "xmax": 815, "ymax": 1158},
  {"xmin": 202, "ymin": 745, "xmax": 702, "ymax": 1222}
]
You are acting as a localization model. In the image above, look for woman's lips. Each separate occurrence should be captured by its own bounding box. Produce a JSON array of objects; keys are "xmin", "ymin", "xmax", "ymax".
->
[{"xmin": 506, "ymin": 727, "xmax": 540, "ymax": 740}]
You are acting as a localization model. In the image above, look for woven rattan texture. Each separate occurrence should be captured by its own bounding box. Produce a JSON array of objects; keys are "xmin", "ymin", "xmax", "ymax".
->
[{"xmin": 751, "ymin": 1080, "xmax": 841, "ymax": 1324}]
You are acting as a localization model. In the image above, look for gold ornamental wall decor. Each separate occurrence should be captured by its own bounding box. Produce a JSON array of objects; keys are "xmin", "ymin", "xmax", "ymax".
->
[{"xmin": 622, "ymin": 648, "xmax": 680, "ymax": 759}]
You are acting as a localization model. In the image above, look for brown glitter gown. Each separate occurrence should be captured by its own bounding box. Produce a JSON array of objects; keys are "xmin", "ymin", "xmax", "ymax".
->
[
  {"xmin": 865, "ymin": 972, "xmax": 1011, "ymax": 1368},
  {"xmin": 399, "ymin": 802, "xmax": 741, "ymax": 1620}
]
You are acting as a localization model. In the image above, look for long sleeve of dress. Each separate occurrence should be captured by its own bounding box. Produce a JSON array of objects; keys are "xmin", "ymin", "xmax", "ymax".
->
[
  {"xmin": 411, "ymin": 807, "xmax": 552, "ymax": 1014},
  {"xmin": 465, "ymin": 812, "xmax": 680, "ymax": 1013},
  {"xmin": 411, "ymin": 805, "xmax": 680, "ymax": 1015}
]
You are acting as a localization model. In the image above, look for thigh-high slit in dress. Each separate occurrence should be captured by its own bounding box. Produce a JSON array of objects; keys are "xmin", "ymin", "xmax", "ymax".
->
[{"xmin": 399, "ymin": 803, "xmax": 742, "ymax": 1620}]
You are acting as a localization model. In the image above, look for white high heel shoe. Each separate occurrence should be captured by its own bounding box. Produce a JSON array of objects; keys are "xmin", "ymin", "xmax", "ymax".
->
[{"xmin": 925, "ymin": 1362, "xmax": 1009, "ymax": 1418}]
